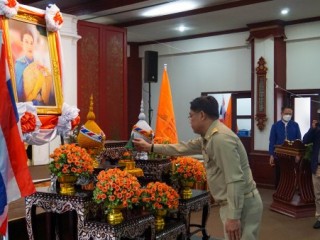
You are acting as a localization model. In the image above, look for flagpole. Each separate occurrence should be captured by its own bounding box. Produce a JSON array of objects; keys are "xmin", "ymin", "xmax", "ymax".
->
[{"xmin": 148, "ymin": 82, "xmax": 152, "ymax": 125}]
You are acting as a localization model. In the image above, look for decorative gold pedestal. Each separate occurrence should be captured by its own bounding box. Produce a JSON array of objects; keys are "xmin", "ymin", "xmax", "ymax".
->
[
  {"xmin": 58, "ymin": 174, "xmax": 77, "ymax": 195},
  {"xmin": 107, "ymin": 207, "xmax": 124, "ymax": 225},
  {"xmin": 180, "ymin": 181, "xmax": 194, "ymax": 199},
  {"xmin": 119, "ymin": 160, "xmax": 135, "ymax": 170},
  {"xmin": 155, "ymin": 209, "xmax": 167, "ymax": 231},
  {"xmin": 119, "ymin": 160, "xmax": 144, "ymax": 177}
]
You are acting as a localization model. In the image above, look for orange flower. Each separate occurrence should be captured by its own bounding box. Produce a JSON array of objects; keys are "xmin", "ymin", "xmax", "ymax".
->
[
  {"xmin": 140, "ymin": 182, "xmax": 179, "ymax": 212},
  {"xmin": 54, "ymin": 12, "xmax": 63, "ymax": 25},
  {"xmin": 21, "ymin": 112, "xmax": 36, "ymax": 134},
  {"xmin": 6, "ymin": 0, "xmax": 17, "ymax": 8},
  {"xmin": 121, "ymin": 151, "xmax": 132, "ymax": 160},
  {"xmin": 93, "ymin": 168, "xmax": 141, "ymax": 210},
  {"xmin": 171, "ymin": 156, "xmax": 206, "ymax": 183},
  {"xmin": 49, "ymin": 143, "xmax": 94, "ymax": 178}
]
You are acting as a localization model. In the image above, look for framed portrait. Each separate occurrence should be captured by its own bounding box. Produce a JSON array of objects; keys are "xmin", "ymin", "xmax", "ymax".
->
[{"xmin": 1, "ymin": 7, "xmax": 63, "ymax": 115}]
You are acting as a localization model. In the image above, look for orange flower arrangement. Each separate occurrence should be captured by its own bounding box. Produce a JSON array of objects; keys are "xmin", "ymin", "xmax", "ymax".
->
[
  {"xmin": 140, "ymin": 182, "xmax": 179, "ymax": 212},
  {"xmin": 171, "ymin": 156, "xmax": 206, "ymax": 183},
  {"xmin": 49, "ymin": 143, "xmax": 94, "ymax": 178},
  {"xmin": 120, "ymin": 150, "xmax": 133, "ymax": 160},
  {"xmin": 93, "ymin": 168, "xmax": 141, "ymax": 209},
  {"xmin": 153, "ymin": 136, "xmax": 172, "ymax": 144}
]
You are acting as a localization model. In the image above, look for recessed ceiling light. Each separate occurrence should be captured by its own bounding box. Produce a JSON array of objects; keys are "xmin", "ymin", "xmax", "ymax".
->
[
  {"xmin": 142, "ymin": 1, "xmax": 197, "ymax": 17},
  {"xmin": 281, "ymin": 8, "xmax": 290, "ymax": 15},
  {"xmin": 178, "ymin": 25, "xmax": 186, "ymax": 32}
]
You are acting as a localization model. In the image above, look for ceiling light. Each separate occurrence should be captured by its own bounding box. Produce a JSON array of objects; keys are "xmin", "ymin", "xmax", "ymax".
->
[
  {"xmin": 142, "ymin": 1, "xmax": 197, "ymax": 17},
  {"xmin": 178, "ymin": 25, "xmax": 186, "ymax": 32},
  {"xmin": 281, "ymin": 8, "xmax": 289, "ymax": 15}
]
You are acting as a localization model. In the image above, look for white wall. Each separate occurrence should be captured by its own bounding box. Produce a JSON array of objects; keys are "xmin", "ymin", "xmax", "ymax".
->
[
  {"xmin": 32, "ymin": 14, "xmax": 80, "ymax": 165},
  {"xmin": 286, "ymin": 21, "xmax": 320, "ymax": 90},
  {"xmin": 140, "ymin": 32, "xmax": 251, "ymax": 141}
]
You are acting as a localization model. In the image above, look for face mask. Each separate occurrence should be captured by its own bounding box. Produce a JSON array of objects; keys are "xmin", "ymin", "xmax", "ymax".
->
[{"xmin": 282, "ymin": 114, "xmax": 292, "ymax": 122}]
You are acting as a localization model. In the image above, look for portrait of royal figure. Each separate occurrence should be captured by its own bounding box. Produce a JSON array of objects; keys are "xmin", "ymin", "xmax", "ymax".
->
[{"xmin": 9, "ymin": 20, "xmax": 55, "ymax": 106}]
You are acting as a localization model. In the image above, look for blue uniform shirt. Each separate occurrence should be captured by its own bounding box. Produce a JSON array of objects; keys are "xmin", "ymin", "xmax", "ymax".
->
[
  {"xmin": 15, "ymin": 56, "xmax": 34, "ymax": 102},
  {"xmin": 269, "ymin": 120, "xmax": 301, "ymax": 156}
]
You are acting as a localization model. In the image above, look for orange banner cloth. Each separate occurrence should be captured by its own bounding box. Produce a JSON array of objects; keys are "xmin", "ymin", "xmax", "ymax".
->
[
  {"xmin": 38, "ymin": 115, "xmax": 80, "ymax": 129},
  {"xmin": 224, "ymin": 97, "xmax": 232, "ymax": 129},
  {"xmin": 155, "ymin": 66, "xmax": 178, "ymax": 143}
]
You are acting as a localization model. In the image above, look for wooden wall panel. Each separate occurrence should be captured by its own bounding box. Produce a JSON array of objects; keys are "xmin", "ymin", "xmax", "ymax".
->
[
  {"xmin": 249, "ymin": 151, "xmax": 275, "ymax": 189},
  {"xmin": 77, "ymin": 23, "xmax": 100, "ymax": 125},
  {"xmin": 100, "ymin": 28, "xmax": 127, "ymax": 139},
  {"xmin": 127, "ymin": 43, "xmax": 142, "ymax": 136},
  {"xmin": 77, "ymin": 21, "xmax": 128, "ymax": 140}
]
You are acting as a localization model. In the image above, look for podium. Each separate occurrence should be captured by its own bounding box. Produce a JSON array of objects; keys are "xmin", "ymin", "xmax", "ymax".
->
[{"xmin": 270, "ymin": 140, "xmax": 315, "ymax": 218}]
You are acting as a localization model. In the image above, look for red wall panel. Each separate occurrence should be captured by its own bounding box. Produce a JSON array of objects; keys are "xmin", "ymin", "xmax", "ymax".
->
[{"xmin": 77, "ymin": 21, "xmax": 128, "ymax": 140}]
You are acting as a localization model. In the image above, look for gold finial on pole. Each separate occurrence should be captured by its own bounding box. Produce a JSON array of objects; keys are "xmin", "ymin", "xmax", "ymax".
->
[{"xmin": 87, "ymin": 94, "xmax": 95, "ymax": 120}]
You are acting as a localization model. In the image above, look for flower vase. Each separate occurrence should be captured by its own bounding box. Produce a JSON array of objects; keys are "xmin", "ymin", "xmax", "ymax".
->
[
  {"xmin": 154, "ymin": 209, "xmax": 167, "ymax": 231},
  {"xmin": 107, "ymin": 206, "xmax": 124, "ymax": 225},
  {"xmin": 58, "ymin": 174, "xmax": 77, "ymax": 195},
  {"xmin": 180, "ymin": 180, "xmax": 194, "ymax": 199}
]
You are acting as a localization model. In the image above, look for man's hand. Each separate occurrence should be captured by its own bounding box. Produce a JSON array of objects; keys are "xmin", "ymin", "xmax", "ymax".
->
[
  {"xmin": 132, "ymin": 138, "xmax": 152, "ymax": 152},
  {"xmin": 225, "ymin": 218, "xmax": 241, "ymax": 240},
  {"xmin": 269, "ymin": 155, "xmax": 275, "ymax": 166}
]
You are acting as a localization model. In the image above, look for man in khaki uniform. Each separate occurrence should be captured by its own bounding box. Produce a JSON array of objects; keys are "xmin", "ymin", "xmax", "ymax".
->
[{"xmin": 133, "ymin": 96, "xmax": 263, "ymax": 240}]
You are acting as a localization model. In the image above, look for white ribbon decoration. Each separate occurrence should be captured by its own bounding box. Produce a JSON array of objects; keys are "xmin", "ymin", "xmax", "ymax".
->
[
  {"xmin": 0, "ymin": 0, "xmax": 19, "ymax": 18},
  {"xmin": 17, "ymin": 102, "xmax": 79, "ymax": 145},
  {"xmin": 56, "ymin": 102, "xmax": 80, "ymax": 137},
  {"xmin": 45, "ymin": 4, "xmax": 63, "ymax": 32},
  {"xmin": 16, "ymin": 102, "xmax": 58, "ymax": 145}
]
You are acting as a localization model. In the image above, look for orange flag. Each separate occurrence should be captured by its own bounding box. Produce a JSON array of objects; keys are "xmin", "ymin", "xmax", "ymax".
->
[
  {"xmin": 224, "ymin": 97, "xmax": 232, "ymax": 129},
  {"xmin": 155, "ymin": 65, "xmax": 178, "ymax": 143}
]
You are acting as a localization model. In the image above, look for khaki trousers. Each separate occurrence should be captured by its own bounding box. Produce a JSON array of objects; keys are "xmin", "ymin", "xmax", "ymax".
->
[{"xmin": 219, "ymin": 189, "xmax": 263, "ymax": 240}]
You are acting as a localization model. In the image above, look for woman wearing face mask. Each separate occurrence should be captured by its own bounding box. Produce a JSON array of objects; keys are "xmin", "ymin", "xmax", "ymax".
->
[{"xmin": 268, "ymin": 106, "xmax": 302, "ymax": 188}]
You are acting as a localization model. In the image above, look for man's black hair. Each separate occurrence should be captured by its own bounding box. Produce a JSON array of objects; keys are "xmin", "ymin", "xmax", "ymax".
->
[
  {"xmin": 281, "ymin": 106, "xmax": 293, "ymax": 112},
  {"xmin": 190, "ymin": 96, "xmax": 219, "ymax": 119}
]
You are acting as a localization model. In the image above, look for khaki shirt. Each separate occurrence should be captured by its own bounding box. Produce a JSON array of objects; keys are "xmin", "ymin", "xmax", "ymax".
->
[{"xmin": 154, "ymin": 120, "xmax": 256, "ymax": 219}]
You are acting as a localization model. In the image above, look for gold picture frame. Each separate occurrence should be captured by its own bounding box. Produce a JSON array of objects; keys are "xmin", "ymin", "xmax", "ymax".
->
[{"xmin": 1, "ymin": 7, "xmax": 63, "ymax": 115}]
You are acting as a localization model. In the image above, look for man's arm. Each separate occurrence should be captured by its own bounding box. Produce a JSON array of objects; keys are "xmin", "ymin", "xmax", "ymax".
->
[
  {"xmin": 296, "ymin": 123, "xmax": 302, "ymax": 140},
  {"xmin": 133, "ymin": 138, "xmax": 202, "ymax": 156},
  {"xmin": 268, "ymin": 124, "xmax": 276, "ymax": 156},
  {"xmin": 154, "ymin": 138, "xmax": 202, "ymax": 156}
]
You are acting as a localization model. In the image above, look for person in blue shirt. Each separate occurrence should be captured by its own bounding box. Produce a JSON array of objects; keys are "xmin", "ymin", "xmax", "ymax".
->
[
  {"xmin": 303, "ymin": 119, "xmax": 320, "ymax": 229},
  {"xmin": 269, "ymin": 106, "xmax": 301, "ymax": 188}
]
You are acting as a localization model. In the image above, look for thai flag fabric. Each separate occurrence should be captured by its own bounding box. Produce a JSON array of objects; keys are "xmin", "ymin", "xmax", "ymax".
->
[{"xmin": 0, "ymin": 39, "xmax": 36, "ymax": 236}]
